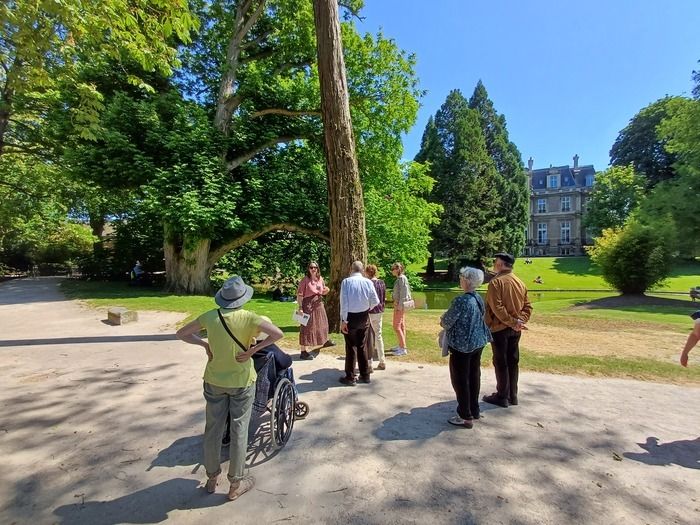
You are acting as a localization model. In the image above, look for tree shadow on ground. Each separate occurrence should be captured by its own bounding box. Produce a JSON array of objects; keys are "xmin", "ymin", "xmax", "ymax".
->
[
  {"xmin": 0, "ymin": 334, "xmax": 178, "ymax": 347},
  {"xmin": 52, "ymin": 478, "xmax": 226, "ymax": 524},
  {"xmin": 296, "ymin": 367, "xmax": 349, "ymax": 394},
  {"xmin": 147, "ymin": 414, "xmax": 283, "ymax": 474},
  {"xmin": 551, "ymin": 257, "xmax": 602, "ymax": 276},
  {"xmin": 570, "ymin": 294, "xmax": 696, "ymax": 312},
  {"xmin": 373, "ymin": 401, "xmax": 501, "ymax": 441},
  {"xmin": 623, "ymin": 436, "xmax": 700, "ymax": 469}
]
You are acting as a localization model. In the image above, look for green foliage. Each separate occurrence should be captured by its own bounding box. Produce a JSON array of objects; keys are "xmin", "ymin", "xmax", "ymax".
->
[
  {"xmin": 584, "ymin": 165, "xmax": 645, "ymax": 236},
  {"xmin": 0, "ymin": 0, "xmax": 197, "ymax": 156},
  {"xmin": 610, "ymin": 97, "xmax": 682, "ymax": 188},
  {"xmin": 587, "ymin": 217, "xmax": 677, "ymax": 294}
]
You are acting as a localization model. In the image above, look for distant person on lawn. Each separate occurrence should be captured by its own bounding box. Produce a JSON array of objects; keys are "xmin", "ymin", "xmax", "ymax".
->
[
  {"xmin": 483, "ymin": 253, "xmax": 532, "ymax": 408},
  {"xmin": 390, "ymin": 262, "xmax": 412, "ymax": 356},
  {"xmin": 680, "ymin": 311, "xmax": 700, "ymax": 367},
  {"xmin": 176, "ymin": 276, "xmax": 283, "ymax": 501}
]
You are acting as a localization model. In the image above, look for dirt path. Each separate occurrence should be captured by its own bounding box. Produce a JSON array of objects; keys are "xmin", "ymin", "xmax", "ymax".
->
[{"xmin": 1, "ymin": 278, "xmax": 699, "ymax": 524}]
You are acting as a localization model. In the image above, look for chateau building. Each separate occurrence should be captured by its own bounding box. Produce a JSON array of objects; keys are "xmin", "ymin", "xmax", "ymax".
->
[{"xmin": 524, "ymin": 154, "xmax": 596, "ymax": 256}]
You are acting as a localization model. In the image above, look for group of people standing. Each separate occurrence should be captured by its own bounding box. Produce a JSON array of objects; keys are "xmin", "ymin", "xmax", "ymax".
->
[
  {"xmin": 295, "ymin": 260, "xmax": 413, "ymax": 378},
  {"xmin": 441, "ymin": 252, "xmax": 532, "ymax": 428}
]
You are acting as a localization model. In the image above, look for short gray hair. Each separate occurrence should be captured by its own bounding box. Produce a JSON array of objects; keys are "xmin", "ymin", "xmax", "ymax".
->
[
  {"xmin": 459, "ymin": 266, "xmax": 484, "ymax": 291},
  {"xmin": 351, "ymin": 260, "xmax": 364, "ymax": 273}
]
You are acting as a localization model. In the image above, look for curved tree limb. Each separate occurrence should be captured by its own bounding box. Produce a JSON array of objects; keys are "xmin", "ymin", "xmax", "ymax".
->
[
  {"xmin": 208, "ymin": 222, "xmax": 330, "ymax": 264},
  {"xmin": 226, "ymin": 135, "xmax": 306, "ymax": 172},
  {"xmin": 251, "ymin": 108, "xmax": 321, "ymax": 118}
]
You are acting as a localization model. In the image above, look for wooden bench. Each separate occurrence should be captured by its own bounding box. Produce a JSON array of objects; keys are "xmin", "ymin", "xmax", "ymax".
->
[{"xmin": 107, "ymin": 307, "xmax": 138, "ymax": 325}]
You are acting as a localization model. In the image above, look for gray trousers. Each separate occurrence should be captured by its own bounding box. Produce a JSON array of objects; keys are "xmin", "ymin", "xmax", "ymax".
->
[{"xmin": 203, "ymin": 382, "xmax": 254, "ymax": 482}]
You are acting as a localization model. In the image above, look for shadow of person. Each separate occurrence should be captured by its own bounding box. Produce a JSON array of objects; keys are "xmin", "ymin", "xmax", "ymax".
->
[
  {"xmin": 53, "ymin": 478, "xmax": 227, "ymax": 524},
  {"xmin": 373, "ymin": 401, "xmax": 499, "ymax": 441},
  {"xmin": 296, "ymin": 367, "xmax": 348, "ymax": 394},
  {"xmin": 623, "ymin": 436, "xmax": 700, "ymax": 469}
]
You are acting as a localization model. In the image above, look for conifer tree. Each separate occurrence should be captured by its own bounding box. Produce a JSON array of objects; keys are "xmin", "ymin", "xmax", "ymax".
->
[{"xmin": 468, "ymin": 81, "xmax": 529, "ymax": 256}]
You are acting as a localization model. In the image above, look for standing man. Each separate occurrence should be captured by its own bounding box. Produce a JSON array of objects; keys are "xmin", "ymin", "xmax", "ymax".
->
[
  {"xmin": 339, "ymin": 261, "xmax": 379, "ymax": 386},
  {"xmin": 483, "ymin": 253, "xmax": 532, "ymax": 408}
]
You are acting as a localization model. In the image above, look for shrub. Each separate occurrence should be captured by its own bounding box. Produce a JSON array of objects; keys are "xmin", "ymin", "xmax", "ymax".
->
[{"xmin": 587, "ymin": 216, "xmax": 677, "ymax": 294}]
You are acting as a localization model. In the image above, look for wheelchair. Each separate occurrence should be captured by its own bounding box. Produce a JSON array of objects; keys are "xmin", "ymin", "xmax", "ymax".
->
[
  {"xmin": 222, "ymin": 350, "xmax": 309, "ymax": 449},
  {"xmin": 253, "ymin": 352, "xmax": 309, "ymax": 447}
]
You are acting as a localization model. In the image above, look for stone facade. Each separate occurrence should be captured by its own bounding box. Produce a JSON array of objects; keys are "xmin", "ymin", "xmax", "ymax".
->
[{"xmin": 524, "ymin": 155, "xmax": 596, "ymax": 256}]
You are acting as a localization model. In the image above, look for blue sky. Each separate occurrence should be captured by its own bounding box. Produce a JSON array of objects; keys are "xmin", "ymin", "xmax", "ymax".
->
[{"xmin": 357, "ymin": 0, "xmax": 700, "ymax": 171}]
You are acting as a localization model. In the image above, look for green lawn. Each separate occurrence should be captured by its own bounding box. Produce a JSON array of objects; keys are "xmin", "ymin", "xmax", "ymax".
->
[
  {"xmin": 410, "ymin": 256, "xmax": 700, "ymax": 293},
  {"xmin": 60, "ymin": 278, "xmax": 700, "ymax": 383}
]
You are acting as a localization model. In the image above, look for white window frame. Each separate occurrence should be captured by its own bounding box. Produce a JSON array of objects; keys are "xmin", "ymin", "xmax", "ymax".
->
[
  {"xmin": 537, "ymin": 223, "xmax": 548, "ymax": 244},
  {"xmin": 561, "ymin": 196, "xmax": 571, "ymax": 212},
  {"xmin": 537, "ymin": 198, "xmax": 547, "ymax": 213},
  {"xmin": 548, "ymin": 175, "xmax": 559, "ymax": 189},
  {"xmin": 585, "ymin": 174, "xmax": 595, "ymax": 186},
  {"xmin": 561, "ymin": 221, "xmax": 571, "ymax": 244}
]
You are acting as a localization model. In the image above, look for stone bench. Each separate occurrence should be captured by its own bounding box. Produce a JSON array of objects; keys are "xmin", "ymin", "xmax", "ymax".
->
[{"xmin": 107, "ymin": 307, "xmax": 138, "ymax": 325}]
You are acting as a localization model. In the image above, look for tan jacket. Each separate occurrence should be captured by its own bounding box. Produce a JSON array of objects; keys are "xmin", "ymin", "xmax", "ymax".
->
[{"xmin": 484, "ymin": 270, "xmax": 532, "ymax": 333}]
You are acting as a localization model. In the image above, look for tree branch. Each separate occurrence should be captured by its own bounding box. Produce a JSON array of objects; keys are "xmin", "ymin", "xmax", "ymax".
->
[
  {"xmin": 241, "ymin": 29, "xmax": 274, "ymax": 49},
  {"xmin": 226, "ymin": 135, "xmax": 306, "ymax": 172},
  {"xmin": 338, "ymin": 2, "xmax": 366, "ymax": 21},
  {"xmin": 209, "ymin": 223, "xmax": 330, "ymax": 263},
  {"xmin": 240, "ymin": 48, "xmax": 276, "ymax": 64},
  {"xmin": 250, "ymin": 108, "xmax": 321, "ymax": 118}
]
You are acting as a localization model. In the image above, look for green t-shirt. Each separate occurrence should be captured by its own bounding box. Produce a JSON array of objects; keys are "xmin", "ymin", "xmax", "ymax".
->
[{"xmin": 198, "ymin": 308, "xmax": 263, "ymax": 388}]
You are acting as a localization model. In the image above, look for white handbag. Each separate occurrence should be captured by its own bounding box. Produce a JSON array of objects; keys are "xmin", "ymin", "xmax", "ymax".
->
[{"xmin": 402, "ymin": 299, "xmax": 415, "ymax": 310}]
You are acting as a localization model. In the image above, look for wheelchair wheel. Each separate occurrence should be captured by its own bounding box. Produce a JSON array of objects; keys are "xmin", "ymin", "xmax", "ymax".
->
[
  {"xmin": 270, "ymin": 377, "xmax": 295, "ymax": 447},
  {"xmin": 294, "ymin": 401, "xmax": 309, "ymax": 420}
]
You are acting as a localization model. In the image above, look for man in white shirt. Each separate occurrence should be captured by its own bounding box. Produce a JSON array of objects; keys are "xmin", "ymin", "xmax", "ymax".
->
[{"xmin": 339, "ymin": 261, "xmax": 380, "ymax": 385}]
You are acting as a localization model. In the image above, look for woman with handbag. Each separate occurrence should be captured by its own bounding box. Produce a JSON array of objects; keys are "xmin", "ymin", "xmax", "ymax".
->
[
  {"xmin": 441, "ymin": 267, "xmax": 492, "ymax": 429},
  {"xmin": 296, "ymin": 261, "xmax": 330, "ymax": 360},
  {"xmin": 176, "ymin": 276, "xmax": 283, "ymax": 500},
  {"xmin": 390, "ymin": 262, "xmax": 412, "ymax": 356}
]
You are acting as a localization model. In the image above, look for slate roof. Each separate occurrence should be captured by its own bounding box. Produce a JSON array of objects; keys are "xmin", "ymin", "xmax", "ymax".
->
[{"xmin": 530, "ymin": 164, "xmax": 595, "ymax": 190}]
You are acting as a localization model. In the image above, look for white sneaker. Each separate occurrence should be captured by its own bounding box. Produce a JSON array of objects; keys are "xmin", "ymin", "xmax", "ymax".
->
[{"xmin": 393, "ymin": 347, "xmax": 408, "ymax": 356}]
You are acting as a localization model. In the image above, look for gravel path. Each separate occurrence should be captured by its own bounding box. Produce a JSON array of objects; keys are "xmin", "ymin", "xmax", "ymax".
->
[{"xmin": 1, "ymin": 278, "xmax": 698, "ymax": 525}]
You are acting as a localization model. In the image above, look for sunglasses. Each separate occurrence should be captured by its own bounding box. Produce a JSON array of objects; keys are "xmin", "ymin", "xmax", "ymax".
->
[{"xmin": 309, "ymin": 266, "xmax": 319, "ymax": 270}]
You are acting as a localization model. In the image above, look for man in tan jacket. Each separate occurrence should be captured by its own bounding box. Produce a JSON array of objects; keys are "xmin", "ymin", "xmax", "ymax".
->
[{"xmin": 483, "ymin": 253, "xmax": 532, "ymax": 408}]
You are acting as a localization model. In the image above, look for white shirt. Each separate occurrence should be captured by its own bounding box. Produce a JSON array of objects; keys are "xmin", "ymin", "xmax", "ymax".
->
[{"xmin": 340, "ymin": 272, "xmax": 380, "ymax": 322}]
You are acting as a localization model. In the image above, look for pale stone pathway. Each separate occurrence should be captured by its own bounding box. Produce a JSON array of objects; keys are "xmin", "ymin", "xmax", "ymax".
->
[{"xmin": 1, "ymin": 278, "xmax": 699, "ymax": 524}]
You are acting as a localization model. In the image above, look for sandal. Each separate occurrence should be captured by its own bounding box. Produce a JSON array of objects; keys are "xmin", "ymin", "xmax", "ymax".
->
[
  {"xmin": 228, "ymin": 475, "xmax": 255, "ymax": 501},
  {"xmin": 205, "ymin": 474, "xmax": 219, "ymax": 494}
]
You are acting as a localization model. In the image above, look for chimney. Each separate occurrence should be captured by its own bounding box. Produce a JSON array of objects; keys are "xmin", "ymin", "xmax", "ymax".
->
[
  {"xmin": 573, "ymin": 154, "xmax": 579, "ymax": 169},
  {"xmin": 527, "ymin": 157, "xmax": 533, "ymax": 171}
]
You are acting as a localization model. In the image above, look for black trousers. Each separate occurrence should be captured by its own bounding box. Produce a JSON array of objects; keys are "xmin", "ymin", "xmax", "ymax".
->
[
  {"xmin": 449, "ymin": 347, "xmax": 483, "ymax": 420},
  {"xmin": 490, "ymin": 327, "xmax": 521, "ymax": 401},
  {"xmin": 344, "ymin": 310, "xmax": 370, "ymax": 379}
]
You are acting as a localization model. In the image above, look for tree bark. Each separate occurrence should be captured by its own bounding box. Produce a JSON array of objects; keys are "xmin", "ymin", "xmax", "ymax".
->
[
  {"xmin": 163, "ymin": 225, "xmax": 213, "ymax": 295},
  {"xmin": 313, "ymin": 0, "xmax": 367, "ymax": 332}
]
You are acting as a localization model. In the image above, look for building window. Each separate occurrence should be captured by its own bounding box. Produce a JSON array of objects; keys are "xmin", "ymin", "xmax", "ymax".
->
[
  {"xmin": 537, "ymin": 198, "xmax": 547, "ymax": 213},
  {"xmin": 537, "ymin": 223, "xmax": 548, "ymax": 244},
  {"xmin": 585, "ymin": 173, "xmax": 595, "ymax": 186},
  {"xmin": 561, "ymin": 221, "xmax": 571, "ymax": 244},
  {"xmin": 548, "ymin": 175, "xmax": 559, "ymax": 189},
  {"xmin": 561, "ymin": 196, "xmax": 571, "ymax": 212}
]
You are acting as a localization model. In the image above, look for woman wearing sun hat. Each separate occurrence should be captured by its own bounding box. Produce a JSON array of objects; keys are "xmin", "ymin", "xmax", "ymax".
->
[{"xmin": 176, "ymin": 275, "xmax": 283, "ymax": 501}]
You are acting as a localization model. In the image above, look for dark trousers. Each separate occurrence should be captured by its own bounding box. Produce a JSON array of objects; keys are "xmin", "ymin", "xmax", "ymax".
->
[
  {"xmin": 449, "ymin": 347, "xmax": 483, "ymax": 420},
  {"xmin": 344, "ymin": 310, "xmax": 370, "ymax": 379},
  {"xmin": 491, "ymin": 327, "xmax": 521, "ymax": 401}
]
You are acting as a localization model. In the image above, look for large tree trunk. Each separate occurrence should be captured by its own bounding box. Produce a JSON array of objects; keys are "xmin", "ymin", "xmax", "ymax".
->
[
  {"xmin": 163, "ymin": 226, "xmax": 213, "ymax": 295},
  {"xmin": 313, "ymin": 0, "xmax": 367, "ymax": 332}
]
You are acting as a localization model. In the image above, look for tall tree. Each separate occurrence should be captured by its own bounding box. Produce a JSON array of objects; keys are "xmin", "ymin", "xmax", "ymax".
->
[
  {"xmin": 468, "ymin": 80, "xmax": 528, "ymax": 256},
  {"xmin": 416, "ymin": 89, "xmax": 502, "ymax": 277},
  {"xmin": 313, "ymin": 0, "xmax": 366, "ymax": 329},
  {"xmin": 609, "ymin": 97, "xmax": 682, "ymax": 188}
]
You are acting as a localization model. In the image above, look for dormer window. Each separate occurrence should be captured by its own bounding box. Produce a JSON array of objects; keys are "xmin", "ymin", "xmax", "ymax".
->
[
  {"xmin": 585, "ymin": 174, "xmax": 595, "ymax": 186},
  {"xmin": 548, "ymin": 175, "xmax": 559, "ymax": 189}
]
